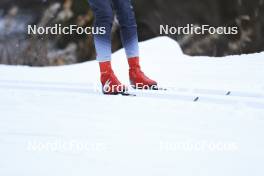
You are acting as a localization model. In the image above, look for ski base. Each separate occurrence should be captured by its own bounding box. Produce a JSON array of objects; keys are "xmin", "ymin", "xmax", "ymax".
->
[{"xmin": 103, "ymin": 91, "xmax": 136, "ymax": 97}]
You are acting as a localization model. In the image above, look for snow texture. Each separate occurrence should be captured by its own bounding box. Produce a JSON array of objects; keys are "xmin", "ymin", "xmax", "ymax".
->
[{"xmin": 0, "ymin": 37, "xmax": 264, "ymax": 176}]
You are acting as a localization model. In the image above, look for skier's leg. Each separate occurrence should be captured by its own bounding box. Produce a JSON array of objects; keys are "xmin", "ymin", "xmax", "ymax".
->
[
  {"xmin": 88, "ymin": 0, "xmax": 126, "ymax": 94},
  {"xmin": 112, "ymin": 0, "xmax": 139, "ymax": 58},
  {"xmin": 112, "ymin": 0, "xmax": 157, "ymax": 89},
  {"xmin": 88, "ymin": 0, "xmax": 113, "ymax": 62}
]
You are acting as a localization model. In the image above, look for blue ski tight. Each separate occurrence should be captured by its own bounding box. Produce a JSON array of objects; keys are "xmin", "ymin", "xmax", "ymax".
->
[{"xmin": 88, "ymin": 0, "xmax": 139, "ymax": 62}]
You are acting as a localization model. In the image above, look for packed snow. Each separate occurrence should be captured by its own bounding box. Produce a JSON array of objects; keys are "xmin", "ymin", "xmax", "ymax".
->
[{"xmin": 0, "ymin": 37, "xmax": 264, "ymax": 176}]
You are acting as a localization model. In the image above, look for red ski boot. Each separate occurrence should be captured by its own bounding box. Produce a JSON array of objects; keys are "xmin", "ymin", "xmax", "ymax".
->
[
  {"xmin": 99, "ymin": 61, "xmax": 126, "ymax": 94},
  {"xmin": 128, "ymin": 57, "xmax": 158, "ymax": 89}
]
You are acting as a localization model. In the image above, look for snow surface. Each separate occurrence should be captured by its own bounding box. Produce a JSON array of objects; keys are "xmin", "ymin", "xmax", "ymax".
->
[{"xmin": 0, "ymin": 37, "xmax": 264, "ymax": 176}]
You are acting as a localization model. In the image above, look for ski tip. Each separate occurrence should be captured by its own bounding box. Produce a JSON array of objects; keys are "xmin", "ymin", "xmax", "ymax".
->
[
  {"xmin": 226, "ymin": 91, "xmax": 231, "ymax": 95},
  {"xmin": 193, "ymin": 97, "xmax": 199, "ymax": 102}
]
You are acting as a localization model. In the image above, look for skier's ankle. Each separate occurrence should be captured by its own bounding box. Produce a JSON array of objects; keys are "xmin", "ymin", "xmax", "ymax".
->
[
  {"xmin": 99, "ymin": 61, "xmax": 113, "ymax": 74},
  {"xmin": 128, "ymin": 57, "xmax": 141, "ymax": 70}
]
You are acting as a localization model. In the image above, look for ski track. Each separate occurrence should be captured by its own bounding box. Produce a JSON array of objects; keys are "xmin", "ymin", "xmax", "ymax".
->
[
  {"xmin": 0, "ymin": 80, "xmax": 263, "ymax": 109},
  {"xmin": 1, "ymin": 79, "xmax": 263, "ymax": 99}
]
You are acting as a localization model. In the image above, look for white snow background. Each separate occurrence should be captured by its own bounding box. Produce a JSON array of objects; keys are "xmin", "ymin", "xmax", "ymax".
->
[{"xmin": 0, "ymin": 37, "xmax": 264, "ymax": 176}]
